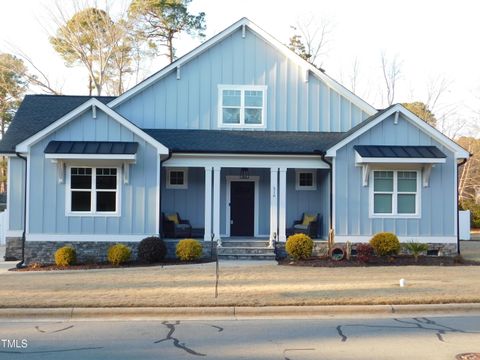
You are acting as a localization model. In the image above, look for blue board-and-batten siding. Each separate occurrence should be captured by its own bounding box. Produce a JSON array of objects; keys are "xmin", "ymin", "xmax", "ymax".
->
[
  {"xmin": 115, "ymin": 28, "xmax": 370, "ymax": 133},
  {"xmin": 334, "ymin": 113, "xmax": 455, "ymax": 238},
  {"xmin": 7, "ymin": 157, "xmax": 25, "ymax": 231},
  {"xmin": 28, "ymin": 109, "xmax": 158, "ymax": 236}
]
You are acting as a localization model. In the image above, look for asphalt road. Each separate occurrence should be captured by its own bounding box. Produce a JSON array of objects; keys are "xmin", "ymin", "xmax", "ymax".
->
[{"xmin": 0, "ymin": 315, "xmax": 479, "ymax": 359}]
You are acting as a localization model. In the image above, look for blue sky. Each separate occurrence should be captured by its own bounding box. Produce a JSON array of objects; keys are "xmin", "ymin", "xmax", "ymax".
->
[{"xmin": 1, "ymin": 0, "xmax": 479, "ymax": 134}]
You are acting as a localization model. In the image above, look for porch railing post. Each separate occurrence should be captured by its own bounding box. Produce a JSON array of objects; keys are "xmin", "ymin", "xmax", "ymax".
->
[
  {"xmin": 269, "ymin": 167, "xmax": 279, "ymax": 248},
  {"xmin": 204, "ymin": 167, "xmax": 212, "ymax": 242},
  {"xmin": 213, "ymin": 166, "xmax": 222, "ymax": 247},
  {"xmin": 278, "ymin": 167, "xmax": 287, "ymax": 242}
]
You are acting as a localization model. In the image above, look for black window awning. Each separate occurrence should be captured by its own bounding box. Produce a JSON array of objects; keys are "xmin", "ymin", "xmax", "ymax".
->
[
  {"xmin": 44, "ymin": 141, "xmax": 139, "ymax": 160},
  {"xmin": 354, "ymin": 145, "xmax": 446, "ymax": 161}
]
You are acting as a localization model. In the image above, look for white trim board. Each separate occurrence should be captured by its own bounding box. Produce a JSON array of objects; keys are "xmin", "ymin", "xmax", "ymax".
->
[
  {"xmin": 326, "ymin": 104, "xmax": 470, "ymax": 159},
  {"xmin": 334, "ymin": 235, "xmax": 457, "ymax": 244},
  {"xmin": 45, "ymin": 153, "xmax": 137, "ymax": 161},
  {"xmin": 107, "ymin": 18, "xmax": 376, "ymax": 116},
  {"xmin": 225, "ymin": 176, "xmax": 260, "ymax": 237},
  {"xmin": 164, "ymin": 153, "xmax": 330, "ymax": 169},
  {"xmin": 26, "ymin": 234, "xmax": 151, "ymax": 242},
  {"xmin": 15, "ymin": 98, "xmax": 169, "ymax": 155}
]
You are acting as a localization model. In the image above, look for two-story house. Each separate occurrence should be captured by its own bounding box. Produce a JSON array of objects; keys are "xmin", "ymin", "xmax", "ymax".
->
[{"xmin": 0, "ymin": 18, "xmax": 469, "ymax": 263}]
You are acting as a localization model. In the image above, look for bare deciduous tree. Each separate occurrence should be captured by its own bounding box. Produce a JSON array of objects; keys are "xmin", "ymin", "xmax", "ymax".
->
[
  {"xmin": 289, "ymin": 15, "xmax": 333, "ymax": 69},
  {"xmin": 380, "ymin": 51, "xmax": 402, "ymax": 106}
]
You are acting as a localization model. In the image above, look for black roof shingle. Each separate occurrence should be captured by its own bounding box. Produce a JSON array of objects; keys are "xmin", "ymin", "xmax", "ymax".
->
[
  {"xmin": 143, "ymin": 129, "xmax": 344, "ymax": 154},
  {"xmin": 0, "ymin": 95, "xmax": 115, "ymax": 153}
]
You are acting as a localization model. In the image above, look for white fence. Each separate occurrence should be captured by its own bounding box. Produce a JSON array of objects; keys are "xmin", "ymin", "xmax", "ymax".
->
[
  {"xmin": 459, "ymin": 210, "xmax": 471, "ymax": 240},
  {"xmin": 0, "ymin": 211, "xmax": 6, "ymax": 245}
]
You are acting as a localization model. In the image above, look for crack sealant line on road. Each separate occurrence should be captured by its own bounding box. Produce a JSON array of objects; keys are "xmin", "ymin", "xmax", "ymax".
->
[{"xmin": 1, "ymin": 304, "xmax": 480, "ymax": 321}]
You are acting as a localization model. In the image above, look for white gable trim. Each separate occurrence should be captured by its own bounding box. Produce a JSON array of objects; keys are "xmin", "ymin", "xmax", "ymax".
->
[
  {"xmin": 15, "ymin": 98, "xmax": 169, "ymax": 155},
  {"xmin": 326, "ymin": 104, "xmax": 470, "ymax": 159},
  {"xmin": 107, "ymin": 18, "xmax": 377, "ymax": 116}
]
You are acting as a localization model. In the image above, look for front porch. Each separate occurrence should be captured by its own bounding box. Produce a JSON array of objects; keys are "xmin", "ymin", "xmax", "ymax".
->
[{"xmin": 160, "ymin": 153, "xmax": 331, "ymax": 248}]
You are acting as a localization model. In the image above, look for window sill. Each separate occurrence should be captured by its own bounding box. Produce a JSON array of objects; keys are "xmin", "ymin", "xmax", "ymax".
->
[
  {"xmin": 65, "ymin": 212, "xmax": 121, "ymax": 217},
  {"xmin": 369, "ymin": 214, "xmax": 421, "ymax": 219}
]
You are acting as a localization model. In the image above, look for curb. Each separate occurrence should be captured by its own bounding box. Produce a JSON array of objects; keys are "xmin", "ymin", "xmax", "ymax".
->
[{"xmin": 1, "ymin": 304, "xmax": 480, "ymax": 321}]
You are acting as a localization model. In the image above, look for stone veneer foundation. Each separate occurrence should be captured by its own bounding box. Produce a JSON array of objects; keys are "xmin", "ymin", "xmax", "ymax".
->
[
  {"xmin": 4, "ymin": 237, "xmax": 23, "ymax": 261},
  {"xmin": 275, "ymin": 241, "xmax": 458, "ymax": 259},
  {"xmin": 24, "ymin": 240, "xmax": 217, "ymax": 265}
]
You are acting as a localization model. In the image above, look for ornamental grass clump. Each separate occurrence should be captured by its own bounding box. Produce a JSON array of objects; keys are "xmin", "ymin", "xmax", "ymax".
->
[
  {"xmin": 285, "ymin": 233, "xmax": 313, "ymax": 260},
  {"xmin": 54, "ymin": 246, "xmax": 76, "ymax": 266},
  {"xmin": 403, "ymin": 242, "xmax": 429, "ymax": 262},
  {"xmin": 369, "ymin": 232, "xmax": 400, "ymax": 256},
  {"xmin": 107, "ymin": 244, "xmax": 131, "ymax": 266},
  {"xmin": 176, "ymin": 239, "xmax": 202, "ymax": 261},
  {"xmin": 138, "ymin": 236, "xmax": 167, "ymax": 263}
]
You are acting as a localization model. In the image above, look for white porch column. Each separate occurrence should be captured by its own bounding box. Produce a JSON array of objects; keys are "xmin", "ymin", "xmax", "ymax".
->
[
  {"xmin": 212, "ymin": 166, "xmax": 221, "ymax": 246},
  {"xmin": 278, "ymin": 167, "xmax": 287, "ymax": 242},
  {"xmin": 204, "ymin": 167, "xmax": 212, "ymax": 242},
  {"xmin": 269, "ymin": 167, "xmax": 279, "ymax": 248}
]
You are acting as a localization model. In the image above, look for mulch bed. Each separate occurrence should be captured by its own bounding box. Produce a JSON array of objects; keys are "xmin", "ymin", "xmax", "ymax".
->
[
  {"xmin": 278, "ymin": 255, "xmax": 480, "ymax": 267},
  {"xmin": 9, "ymin": 258, "xmax": 215, "ymax": 272}
]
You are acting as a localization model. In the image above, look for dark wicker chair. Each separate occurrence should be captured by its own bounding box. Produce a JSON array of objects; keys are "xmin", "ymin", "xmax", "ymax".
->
[
  {"xmin": 287, "ymin": 213, "xmax": 321, "ymax": 238},
  {"xmin": 162, "ymin": 212, "xmax": 192, "ymax": 238}
]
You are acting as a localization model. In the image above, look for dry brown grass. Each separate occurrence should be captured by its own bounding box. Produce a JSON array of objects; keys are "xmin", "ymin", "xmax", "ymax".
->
[{"xmin": 1, "ymin": 263, "xmax": 480, "ymax": 308}]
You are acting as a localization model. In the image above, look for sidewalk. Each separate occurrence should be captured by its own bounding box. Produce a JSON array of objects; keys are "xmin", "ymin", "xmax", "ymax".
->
[{"xmin": 1, "ymin": 303, "xmax": 480, "ymax": 321}]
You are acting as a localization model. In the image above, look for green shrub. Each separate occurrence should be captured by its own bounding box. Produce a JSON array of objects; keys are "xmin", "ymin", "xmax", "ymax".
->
[
  {"xmin": 369, "ymin": 232, "xmax": 400, "ymax": 256},
  {"xmin": 285, "ymin": 233, "xmax": 313, "ymax": 260},
  {"xmin": 107, "ymin": 244, "xmax": 131, "ymax": 266},
  {"xmin": 176, "ymin": 239, "xmax": 202, "ymax": 261},
  {"xmin": 461, "ymin": 200, "xmax": 480, "ymax": 228},
  {"xmin": 54, "ymin": 246, "xmax": 76, "ymax": 266},
  {"xmin": 403, "ymin": 242, "xmax": 428, "ymax": 262},
  {"xmin": 138, "ymin": 236, "xmax": 167, "ymax": 263}
]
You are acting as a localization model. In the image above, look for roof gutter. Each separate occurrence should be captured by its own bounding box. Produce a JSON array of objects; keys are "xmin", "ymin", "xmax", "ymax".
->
[
  {"xmin": 15, "ymin": 152, "xmax": 27, "ymax": 268},
  {"xmin": 316, "ymin": 150, "xmax": 333, "ymax": 233},
  {"xmin": 457, "ymin": 157, "xmax": 468, "ymax": 255}
]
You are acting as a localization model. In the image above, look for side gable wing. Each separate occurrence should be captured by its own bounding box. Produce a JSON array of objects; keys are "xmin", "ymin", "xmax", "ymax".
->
[
  {"xmin": 15, "ymin": 98, "xmax": 169, "ymax": 155},
  {"xmin": 326, "ymin": 104, "xmax": 470, "ymax": 159}
]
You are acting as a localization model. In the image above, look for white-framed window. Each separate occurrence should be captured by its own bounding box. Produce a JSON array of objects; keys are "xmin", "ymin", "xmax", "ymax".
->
[
  {"xmin": 218, "ymin": 85, "xmax": 267, "ymax": 128},
  {"xmin": 66, "ymin": 166, "xmax": 121, "ymax": 216},
  {"xmin": 166, "ymin": 168, "xmax": 188, "ymax": 189},
  {"xmin": 295, "ymin": 169, "xmax": 317, "ymax": 191},
  {"xmin": 370, "ymin": 170, "xmax": 420, "ymax": 217}
]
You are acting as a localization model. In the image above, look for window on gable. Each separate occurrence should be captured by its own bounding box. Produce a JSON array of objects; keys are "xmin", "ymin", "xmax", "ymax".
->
[
  {"xmin": 68, "ymin": 167, "xmax": 119, "ymax": 215},
  {"xmin": 295, "ymin": 170, "xmax": 317, "ymax": 191},
  {"xmin": 219, "ymin": 85, "xmax": 266, "ymax": 127},
  {"xmin": 372, "ymin": 170, "xmax": 419, "ymax": 216},
  {"xmin": 166, "ymin": 168, "xmax": 188, "ymax": 189}
]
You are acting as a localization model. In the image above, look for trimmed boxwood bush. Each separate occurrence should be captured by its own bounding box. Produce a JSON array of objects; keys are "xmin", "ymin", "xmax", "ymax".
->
[
  {"xmin": 107, "ymin": 244, "xmax": 131, "ymax": 266},
  {"xmin": 285, "ymin": 233, "xmax": 313, "ymax": 260},
  {"xmin": 54, "ymin": 246, "xmax": 76, "ymax": 266},
  {"xmin": 138, "ymin": 236, "xmax": 167, "ymax": 263},
  {"xmin": 176, "ymin": 239, "xmax": 202, "ymax": 261},
  {"xmin": 369, "ymin": 232, "xmax": 400, "ymax": 256}
]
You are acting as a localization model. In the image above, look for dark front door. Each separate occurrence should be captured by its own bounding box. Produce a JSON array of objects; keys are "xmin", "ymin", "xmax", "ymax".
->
[{"xmin": 230, "ymin": 181, "xmax": 254, "ymax": 236}]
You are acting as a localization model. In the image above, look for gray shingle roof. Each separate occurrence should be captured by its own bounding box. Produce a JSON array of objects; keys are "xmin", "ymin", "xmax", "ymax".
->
[
  {"xmin": 0, "ymin": 95, "xmax": 115, "ymax": 153},
  {"xmin": 44, "ymin": 141, "xmax": 138, "ymax": 155},
  {"xmin": 143, "ymin": 129, "xmax": 344, "ymax": 154},
  {"xmin": 354, "ymin": 145, "xmax": 447, "ymax": 158}
]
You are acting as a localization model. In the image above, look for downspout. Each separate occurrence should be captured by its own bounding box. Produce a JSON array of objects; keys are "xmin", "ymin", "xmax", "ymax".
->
[
  {"xmin": 15, "ymin": 152, "xmax": 27, "ymax": 268},
  {"xmin": 159, "ymin": 150, "xmax": 172, "ymax": 239},
  {"xmin": 457, "ymin": 157, "xmax": 468, "ymax": 255},
  {"xmin": 316, "ymin": 150, "xmax": 333, "ymax": 233}
]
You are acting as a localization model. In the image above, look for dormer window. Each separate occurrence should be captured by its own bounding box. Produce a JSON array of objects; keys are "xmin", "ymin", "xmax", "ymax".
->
[{"xmin": 218, "ymin": 85, "xmax": 267, "ymax": 128}]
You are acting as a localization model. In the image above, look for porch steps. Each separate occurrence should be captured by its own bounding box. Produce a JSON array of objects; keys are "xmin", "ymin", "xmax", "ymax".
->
[{"xmin": 217, "ymin": 240, "xmax": 276, "ymax": 261}]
